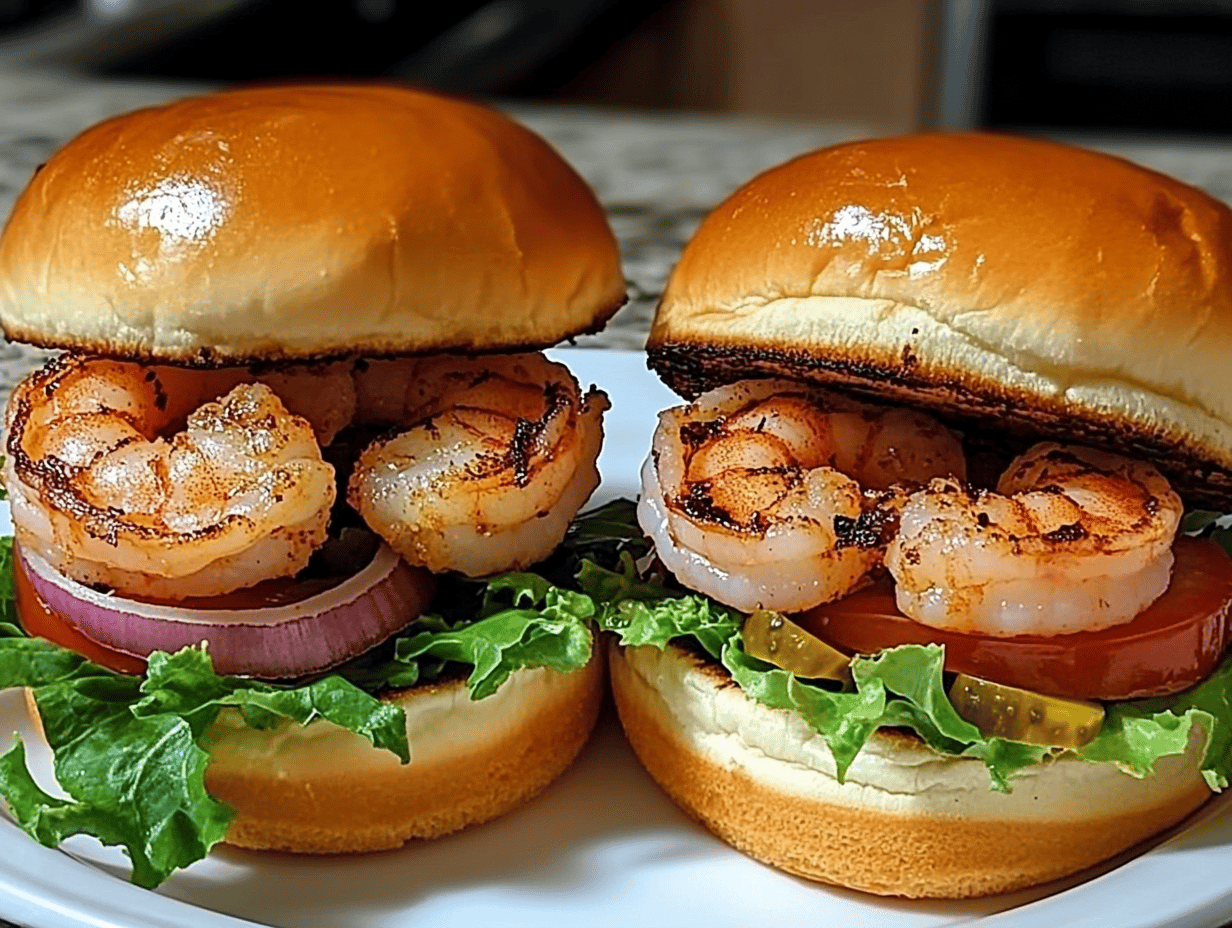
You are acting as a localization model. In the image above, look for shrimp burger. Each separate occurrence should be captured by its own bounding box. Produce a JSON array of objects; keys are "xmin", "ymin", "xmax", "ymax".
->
[
  {"xmin": 0, "ymin": 84, "xmax": 626, "ymax": 886},
  {"xmin": 598, "ymin": 132, "xmax": 1232, "ymax": 898}
]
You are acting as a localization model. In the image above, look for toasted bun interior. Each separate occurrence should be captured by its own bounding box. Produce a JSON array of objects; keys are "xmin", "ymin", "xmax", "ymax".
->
[
  {"xmin": 609, "ymin": 640, "xmax": 1211, "ymax": 898},
  {"xmin": 0, "ymin": 84, "xmax": 625, "ymax": 364},
  {"xmin": 648, "ymin": 132, "xmax": 1232, "ymax": 508}
]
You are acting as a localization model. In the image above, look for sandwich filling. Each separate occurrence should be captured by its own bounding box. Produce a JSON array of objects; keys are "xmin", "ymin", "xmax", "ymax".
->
[
  {"xmin": 0, "ymin": 351, "xmax": 611, "ymax": 887},
  {"xmin": 597, "ymin": 379, "xmax": 1232, "ymax": 790}
]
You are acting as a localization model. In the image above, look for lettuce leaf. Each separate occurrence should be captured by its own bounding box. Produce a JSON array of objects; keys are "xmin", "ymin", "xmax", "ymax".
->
[
  {"xmin": 1088, "ymin": 654, "xmax": 1232, "ymax": 789},
  {"xmin": 395, "ymin": 573, "xmax": 594, "ymax": 699},
  {"xmin": 0, "ymin": 621, "xmax": 410, "ymax": 888},
  {"xmin": 1182, "ymin": 509, "xmax": 1232, "ymax": 558},
  {"xmin": 594, "ymin": 587, "xmax": 1232, "ymax": 791},
  {"xmin": 7, "ymin": 492, "xmax": 1228, "ymax": 888},
  {"xmin": 582, "ymin": 574, "xmax": 739, "ymax": 658},
  {"xmin": 592, "ymin": 587, "xmax": 1060, "ymax": 790}
]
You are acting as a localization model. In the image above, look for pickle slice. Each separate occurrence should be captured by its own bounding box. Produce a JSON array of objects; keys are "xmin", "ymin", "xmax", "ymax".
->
[
  {"xmin": 742, "ymin": 609, "xmax": 852, "ymax": 683},
  {"xmin": 949, "ymin": 673, "xmax": 1104, "ymax": 748}
]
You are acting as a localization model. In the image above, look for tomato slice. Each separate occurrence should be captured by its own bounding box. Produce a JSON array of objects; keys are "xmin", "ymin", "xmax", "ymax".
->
[{"xmin": 797, "ymin": 536, "xmax": 1232, "ymax": 701}]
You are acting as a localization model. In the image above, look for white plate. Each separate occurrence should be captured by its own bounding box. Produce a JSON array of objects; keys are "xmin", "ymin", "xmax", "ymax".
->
[{"xmin": 3, "ymin": 348, "xmax": 1232, "ymax": 928}]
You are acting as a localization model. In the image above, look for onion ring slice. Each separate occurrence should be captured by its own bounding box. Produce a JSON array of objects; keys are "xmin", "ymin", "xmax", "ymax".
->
[{"xmin": 19, "ymin": 544, "xmax": 435, "ymax": 679}]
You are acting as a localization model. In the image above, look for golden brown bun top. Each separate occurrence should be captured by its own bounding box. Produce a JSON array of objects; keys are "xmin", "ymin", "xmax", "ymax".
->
[
  {"xmin": 0, "ymin": 84, "xmax": 625, "ymax": 364},
  {"xmin": 649, "ymin": 132, "xmax": 1232, "ymax": 507}
]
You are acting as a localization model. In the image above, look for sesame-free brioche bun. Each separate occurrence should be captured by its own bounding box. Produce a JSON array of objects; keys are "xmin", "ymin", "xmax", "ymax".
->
[
  {"xmin": 0, "ymin": 84, "xmax": 625, "ymax": 365},
  {"xmin": 647, "ymin": 132, "xmax": 1232, "ymax": 508},
  {"xmin": 26, "ymin": 646, "xmax": 604, "ymax": 854},
  {"xmin": 609, "ymin": 641, "xmax": 1210, "ymax": 899}
]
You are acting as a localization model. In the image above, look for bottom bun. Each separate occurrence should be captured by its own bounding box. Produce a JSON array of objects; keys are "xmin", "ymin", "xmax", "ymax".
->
[
  {"xmin": 197, "ymin": 647, "xmax": 605, "ymax": 854},
  {"xmin": 609, "ymin": 640, "xmax": 1211, "ymax": 898}
]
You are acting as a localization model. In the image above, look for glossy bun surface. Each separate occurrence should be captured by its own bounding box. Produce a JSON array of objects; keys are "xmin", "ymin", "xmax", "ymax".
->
[{"xmin": 0, "ymin": 84, "xmax": 625, "ymax": 364}]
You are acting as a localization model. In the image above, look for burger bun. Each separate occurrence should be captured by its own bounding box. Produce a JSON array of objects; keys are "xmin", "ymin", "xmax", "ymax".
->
[{"xmin": 609, "ymin": 640, "xmax": 1211, "ymax": 898}]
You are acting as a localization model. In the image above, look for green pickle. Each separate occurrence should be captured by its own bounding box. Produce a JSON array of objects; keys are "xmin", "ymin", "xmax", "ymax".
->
[
  {"xmin": 949, "ymin": 673, "xmax": 1104, "ymax": 748},
  {"xmin": 742, "ymin": 609, "xmax": 852, "ymax": 683}
]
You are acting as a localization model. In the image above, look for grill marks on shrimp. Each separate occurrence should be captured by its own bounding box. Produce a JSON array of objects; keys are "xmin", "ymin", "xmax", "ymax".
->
[
  {"xmin": 1042, "ymin": 521, "xmax": 1089, "ymax": 544},
  {"xmin": 507, "ymin": 381, "xmax": 570, "ymax": 488},
  {"xmin": 638, "ymin": 379, "xmax": 966, "ymax": 613},
  {"xmin": 4, "ymin": 356, "xmax": 337, "ymax": 598},
  {"xmin": 7, "ymin": 362, "xmax": 238, "ymax": 548},
  {"xmin": 640, "ymin": 379, "xmax": 1186, "ymax": 635},
  {"xmin": 886, "ymin": 442, "xmax": 1184, "ymax": 636},
  {"xmin": 678, "ymin": 418, "xmax": 725, "ymax": 450},
  {"xmin": 677, "ymin": 464, "xmax": 805, "ymax": 531},
  {"xmin": 365, "ymin": 381, "xmax": 570, "ymax": 490},
  {"xmin": 345, "ymin": 353, "xmax": 608, "ymax": 577},
  {"xmin": 833, "ymin": 501, "xmax": 902, "ymax": 550},
  {"xmin": 677, "ymin": 463, "xmax": 900, "ymax": 553},
  {"xmin": 5, "ymin": 350, "xmax": 608, "ymax": 598}
]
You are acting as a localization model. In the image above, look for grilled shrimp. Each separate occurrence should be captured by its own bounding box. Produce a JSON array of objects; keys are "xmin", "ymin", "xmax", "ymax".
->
[
  {"xmin": 4, "ymin": 356, "xmax": 335, "ymax": 599},
  {"xmin": 638, "ymin": 380, "xmax": 966, "ymax": 613},
  {"xmin": 885, "ymin": 443, "xmax": 1183, "ymax": 636},
  {"xmin": 6, "ymin": 349, "xmax": 607, "ymax": 594},
  {"xmin": 347, "ymin": 353, "xmax": 608, "ymax": 577}
]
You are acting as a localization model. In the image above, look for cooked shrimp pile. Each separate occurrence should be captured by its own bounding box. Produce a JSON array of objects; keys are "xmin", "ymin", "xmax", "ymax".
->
[
  {"xmin": 637, "ymin": 380, "xmax": 966, "ymax": 612},
  {"xmin": 641, "ymin": 381, "xmax": 1186, "ymax": 635},
  {"xmin": 885, "ymin": 443, "xmax": 1183, "ymax": 636},
  {"xmin": 4, "ymin": 352, "xmax": 606, "ymax": 599}
]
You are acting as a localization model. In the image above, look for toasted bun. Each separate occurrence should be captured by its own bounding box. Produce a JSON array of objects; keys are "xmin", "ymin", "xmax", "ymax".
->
[
  {"xmin": 648, "ymin": 132, "xmax": 1232, "ymax": 508},
  {"xmin": 609, "ymin": 640, "xmax": 1211, "ymax": 898},
  {"xmin": 26, "ymin": 648, "xmax": 604, "ymax": 853},
  {"xmin": 0, "ymin": 84, "xmax": 625, "ymax": 365}
]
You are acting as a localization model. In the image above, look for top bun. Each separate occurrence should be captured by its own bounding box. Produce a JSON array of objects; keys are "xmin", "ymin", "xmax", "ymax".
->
[
  {"xmin": 0, "ymin": 84, "xmax": 625, "ymax": 364},
  {"xmin": 648, "ymin": 132, "xmax": 1232, "ymax": 508}
]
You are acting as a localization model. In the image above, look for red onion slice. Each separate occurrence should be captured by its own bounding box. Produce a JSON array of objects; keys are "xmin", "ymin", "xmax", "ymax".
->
[{"xmin": 19, "ymin": 545, "xmax": 435, "ymax": 679}]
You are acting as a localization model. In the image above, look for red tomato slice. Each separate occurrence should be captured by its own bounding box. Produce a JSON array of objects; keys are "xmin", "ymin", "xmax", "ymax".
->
[{"xmin": 796, "ymin": 536, "xmax": 1232, "ymax": 701}]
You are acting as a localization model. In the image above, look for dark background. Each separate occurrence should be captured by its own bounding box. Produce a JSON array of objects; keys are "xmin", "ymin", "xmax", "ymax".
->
[{"xmin": 4, "ymin": 0, "xmax": 1232, "ymax": 137}]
